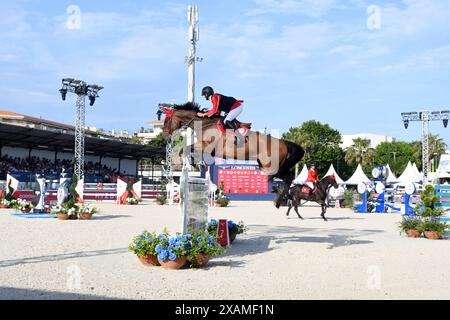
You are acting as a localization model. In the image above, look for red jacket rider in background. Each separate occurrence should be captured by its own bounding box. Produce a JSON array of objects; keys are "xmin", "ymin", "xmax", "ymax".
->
[{"xmin": 305, "ymin": 164, "xmax": 319, "ymax": 194}]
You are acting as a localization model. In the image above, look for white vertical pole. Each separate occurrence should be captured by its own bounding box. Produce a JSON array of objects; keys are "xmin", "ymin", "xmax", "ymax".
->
[{"xmin": 187, "ymin": 5, "xmax": 199, "ymax": 103}]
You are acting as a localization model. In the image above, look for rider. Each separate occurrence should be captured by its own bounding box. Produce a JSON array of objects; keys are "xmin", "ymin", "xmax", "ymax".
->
[
  {"xmin": 305, "ymin": 164, "xmax": 319, "ymax": 195},
  {"xmin": 196, "ymin": 86, "xmax": 245, "ymax": 144}
]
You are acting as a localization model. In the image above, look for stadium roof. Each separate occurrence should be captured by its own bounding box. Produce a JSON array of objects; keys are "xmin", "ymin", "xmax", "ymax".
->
[{"xmin": 0, "ymin": 123, "xmax": 164, "ymax": 160}]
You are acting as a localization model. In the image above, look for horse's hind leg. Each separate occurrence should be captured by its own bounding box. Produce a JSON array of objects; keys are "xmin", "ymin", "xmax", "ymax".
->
[
  {"xmin": 286, "ymin": 200, "xmax": 292, "ymax": 217},
  {"xmin": 320, "ymin": 203, "xmax": 328, "ymax": 221},
  {"xmin": 294, "ymin": 205, "xmax": 304, "ymax": 220}
]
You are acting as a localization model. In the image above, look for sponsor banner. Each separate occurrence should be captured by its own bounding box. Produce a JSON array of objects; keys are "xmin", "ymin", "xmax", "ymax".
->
[{"xmin": 218, "ymin": 167, "xmax": 269, "ymax": 194}]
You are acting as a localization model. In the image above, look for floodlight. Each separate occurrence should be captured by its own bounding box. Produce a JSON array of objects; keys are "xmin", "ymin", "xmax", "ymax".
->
[
  {"xmin": 59, "ymin": 88, "xmax": 67, "ymax": 101},
  {"xmin": 403, "ymin": 120, "xmax": 409, "ymax": 129},
  {"xmin": 89, "ymin": 96, "xmax": 96, "ymax": 106}
]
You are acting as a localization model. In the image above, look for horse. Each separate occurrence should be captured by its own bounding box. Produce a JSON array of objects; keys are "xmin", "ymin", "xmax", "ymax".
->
[
  {"xmin": 286, "ymin": 175, "xmax": 338, "ymax": 221},
  {"xmin": 157, "ymin": 102, "xmax": 304, "ymax": 208}
]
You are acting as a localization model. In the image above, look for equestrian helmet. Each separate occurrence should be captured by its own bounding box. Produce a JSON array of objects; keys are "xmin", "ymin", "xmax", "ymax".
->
[{"xmin": 201, "ymin": 86, "xmax": 214, "ymax": 99}]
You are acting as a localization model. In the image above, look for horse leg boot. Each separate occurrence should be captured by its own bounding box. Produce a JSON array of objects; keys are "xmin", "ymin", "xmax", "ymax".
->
[{"xmin": 224, "ymin": 120, "xmax": 244, "ymax": 146}]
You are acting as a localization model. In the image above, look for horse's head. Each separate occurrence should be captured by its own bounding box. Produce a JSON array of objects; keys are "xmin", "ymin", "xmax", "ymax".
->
[
  {"xmin": 157, "ymin": 102, "xmax": 205, "ymax": 142},
  {"xmin": 325, "ymin": 174, "xmax": 339, "ymax": 189}
]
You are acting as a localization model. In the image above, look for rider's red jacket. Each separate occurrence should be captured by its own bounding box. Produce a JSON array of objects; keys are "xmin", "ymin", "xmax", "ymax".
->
[
  {"xmin": 306, "ymin": 169, "xmax": 319, "ymax": 183},
  {"xmin": 206, "ymin": 94, "xmax": 243, "ymax": 117}
]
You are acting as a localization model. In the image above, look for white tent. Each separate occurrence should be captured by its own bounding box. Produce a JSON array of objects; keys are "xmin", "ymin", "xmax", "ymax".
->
[
  {"xmin": 435, "ymin": 154, "xmax": 450, "ymax": 179},
  {"xmin": 396, "ymin": 161, "xmax": 421, "ymax": 185},
  {"xmin": 322, "ymin": 164, "xmax": 345, "ymax": 184},
  {"xmin": 385, "ymin": 164, "xmax": 398, "ymax": 184},
  {"xmin": 344, "ymin": 164, "xmax": 371, "ymax": 185},
  {"xmin": 412, "ymin": 163, "xmax": 422, "ymax": 181},
  {"xmin": 293, "ymin": 164, "xmax": 308, "ymax": 184}
]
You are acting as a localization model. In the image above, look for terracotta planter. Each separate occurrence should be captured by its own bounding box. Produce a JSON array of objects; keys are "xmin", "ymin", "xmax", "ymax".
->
[
  {"xmin": 126, "ymin": 202, "xmax": 138, "ymax": 206},
  {"xmin": 79, "ymin": 213, "xmax": 93, "ymax": 220},
  {"xmin": 189, "ymin": 253, "xmax": 210, "ymax": 268},
  {"xmin": 0, "ymin": 204, "xmax": 9, "ymax": 209},
  {"xmin": 215, "ymin": 203, "xmax": 223, "ymax": 207},
  {"xmin": 424, "ymin": 231, "xmax": 441, "ymax": 240},
  {"xmin": 155, "ymin": 202, "xmax": 165, "ymax": 206},
  {"xmin": 158, "ymin": 256, "xmax": 187, "ymax": 270},
  {"xmin": 68, "ymin": 215, "xmax": 78, "ymax": 220},
  {"xmin": 57, "ymin": 214, "xmax": 69, "ymax": 220},
  {"xmin": 138, "ymin": 254, "xmax": 160, "ymax": 267},
  {"xmin": 21, "ymin": 208, "xmax": 32, "ymax": 213},
  {"xmin": 229, "ymin": 232, "xmax": 237, "ymax": 244},
  {"xmin": 405, "ymin": 229, "xmax": 422, "ymax": 238}
]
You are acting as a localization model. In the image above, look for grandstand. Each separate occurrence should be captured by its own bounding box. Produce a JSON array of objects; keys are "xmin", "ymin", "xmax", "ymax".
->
[{"xmin": 0, "ymin": 111, "xmax": 164, "ymax": 183}]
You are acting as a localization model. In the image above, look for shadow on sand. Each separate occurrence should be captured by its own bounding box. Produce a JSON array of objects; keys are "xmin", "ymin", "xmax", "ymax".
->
[
  {"xmin": 0, "ymin": 248, "xmax": 129, "ymax": 268},
  {"xmin": 92, "ymin": 214, "xmax": 131, "ymax": 220},
  {"xmin": 0, "ymin": 287, "xmax": 118, "ymax": 300},
  {"xmin": 220, "ymin": 224, "xmax": 383, "ymax": 266}
]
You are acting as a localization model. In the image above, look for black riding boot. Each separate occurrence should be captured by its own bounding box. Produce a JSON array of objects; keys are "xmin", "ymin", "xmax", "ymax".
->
[{"xmin": 224, "ymin": 120, "xmax": 244, "ymax": 145}]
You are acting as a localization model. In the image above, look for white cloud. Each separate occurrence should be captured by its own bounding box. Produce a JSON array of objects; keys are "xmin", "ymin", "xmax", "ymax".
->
[{"xmin": 248, "ymin": 0, "xmax": 339, "ymax": 17}]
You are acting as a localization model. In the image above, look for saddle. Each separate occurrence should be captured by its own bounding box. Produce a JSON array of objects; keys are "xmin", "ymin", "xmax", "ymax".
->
[
  {"xmin": 216, "ymin": 119, "xmax": 252, "ymax": 136},
  {"xmin": 300, "ymin": 184, "xmax": 317, "ymax": 194}
]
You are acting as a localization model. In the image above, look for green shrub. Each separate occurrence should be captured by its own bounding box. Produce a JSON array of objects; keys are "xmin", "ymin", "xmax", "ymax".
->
[
  {"xmin": 421, "ymin": 219, "xmax": 447, "ymax": 238},
  {"xmin": 399, "ymin": 217, "xmax": 422, "ymax": 233}
]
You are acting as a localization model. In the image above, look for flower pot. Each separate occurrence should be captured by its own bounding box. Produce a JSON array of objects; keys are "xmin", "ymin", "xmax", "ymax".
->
[
  {"xmin": 189, "ymin": 253, "xmax": 210, "ymax": 268},
  {"xmin": 424, "ymin": 231, "xmax": 441, "ymax": 240},
  {"xmin": 0, "ymin": 204, "xmax": 9, "ymax": 209},
  {"xmin": 229, "ymin": 232, "xmax": 237, "ymax": 244},
  {"xmin": 405, "ymin": 229, "xmax": 422, "ymax": 238},
  {"xmin": 21, "ymin": 208, "xmax": 32, "ymax": 213},
  {"xmin": 138, "ymin": 254, "xmax": 160, "ymax": 267},
  {"xmin": 79, "ymin": 213, "xmax": 93, "ymax": 220},
  {"xmin": 158, "ymin": 256, "xmax": 187, "ymax": 270},
  {"xmin": 57, "ymin": 214, "xmax": 69, "ymax": 220},
  {"xmin": 155, "ymin": 202, "xmax": 164, "ymax": 206},
  {"xmin": 68, "ymin": 215, "xmax": 78, "ymax": 220}
]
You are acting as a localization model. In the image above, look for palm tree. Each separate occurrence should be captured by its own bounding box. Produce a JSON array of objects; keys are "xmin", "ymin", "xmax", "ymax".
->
[
  {"xmin": 410, "ymin": 134, "xmax": 447, "ymax": 171},
  {"xmin": 344, "ymin": 138, "xmax": 375, "ymax": 167}
]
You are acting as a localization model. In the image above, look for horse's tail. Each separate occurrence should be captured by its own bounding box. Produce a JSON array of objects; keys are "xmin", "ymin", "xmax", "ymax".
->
[{"xmin": 276, "ymin": 140, "xmax": 305, "ymax": 179}]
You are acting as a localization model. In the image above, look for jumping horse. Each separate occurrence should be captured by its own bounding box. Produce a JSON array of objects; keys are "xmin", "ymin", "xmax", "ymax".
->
[
  {"xmin": 286, "ymin": 175, "xmax": 338, "ymax": 221},
  {"xmin": 157, "ymin": 102, "xmax": 304, "ymax": 208}
]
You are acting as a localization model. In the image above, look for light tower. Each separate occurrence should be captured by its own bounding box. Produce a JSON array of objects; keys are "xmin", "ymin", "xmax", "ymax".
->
[
  {"xmin": 185, "ymin": 5, "xmax": 202, "ymax": 102},
  {"xmin": 401, "ymin": 110, "xmax": 449, "ymax": 184},
  {"xmin": 60, "ymin": 78, "xmax": 103, "ymax": 180}
]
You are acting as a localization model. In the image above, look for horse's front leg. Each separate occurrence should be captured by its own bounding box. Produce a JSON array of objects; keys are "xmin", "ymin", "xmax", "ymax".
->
[
  {"xmin": 286, "ymin": 200, "xmax": 292, "ymax": 217},
  {"xmin": 318, "ymin": 200, "xmax": 328, "ymax": 221}
]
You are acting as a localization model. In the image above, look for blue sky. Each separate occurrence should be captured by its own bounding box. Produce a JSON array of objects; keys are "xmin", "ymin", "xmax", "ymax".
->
[{"xmin": 1, "ymin": 0, "xmax": 450, "ymax": 144}]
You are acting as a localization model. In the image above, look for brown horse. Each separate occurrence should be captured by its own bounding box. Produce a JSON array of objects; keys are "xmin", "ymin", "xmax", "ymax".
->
[
  {"xmin": 157, "ymin": 102, "xmax": 304, "ymax": 208},
  {"xmin": 286, "ymin": 175, "xmax": 338, "ymax": 221}
]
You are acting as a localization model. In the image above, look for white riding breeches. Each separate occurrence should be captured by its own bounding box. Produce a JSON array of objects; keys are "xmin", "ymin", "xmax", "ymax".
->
[
  {"xmin": 306, "ymin": 182, "xmax": 314, "ymax": 189},
  {"xmin": 224, "ymin": 105, "xmax": 243, "ymax": 123}
]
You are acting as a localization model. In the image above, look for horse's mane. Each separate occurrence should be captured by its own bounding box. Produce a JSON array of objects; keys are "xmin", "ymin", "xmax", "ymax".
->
[{"xmin": 173, "ymin": 102, "xmax": 206, "ymax": 112}]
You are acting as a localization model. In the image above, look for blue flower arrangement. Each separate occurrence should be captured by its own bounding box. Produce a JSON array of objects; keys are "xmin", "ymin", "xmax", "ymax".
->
[
  {"xmin": 228, "ymin": 220, "xmax": 249, "ymax": 235},
  {"xmin": 155, "ymin": 233, "xmax": 191, "ymax": 262},
  {"xmin": 187, "ymin": 230, "xmax": 224, "ymax": 267},
  {"xmin": 128, "ymin": 230, "xmax": 161, "ymax": 257},
  {"xmin": 207, "ymin": 219, "xmax": 218, "ymax": 234}
]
